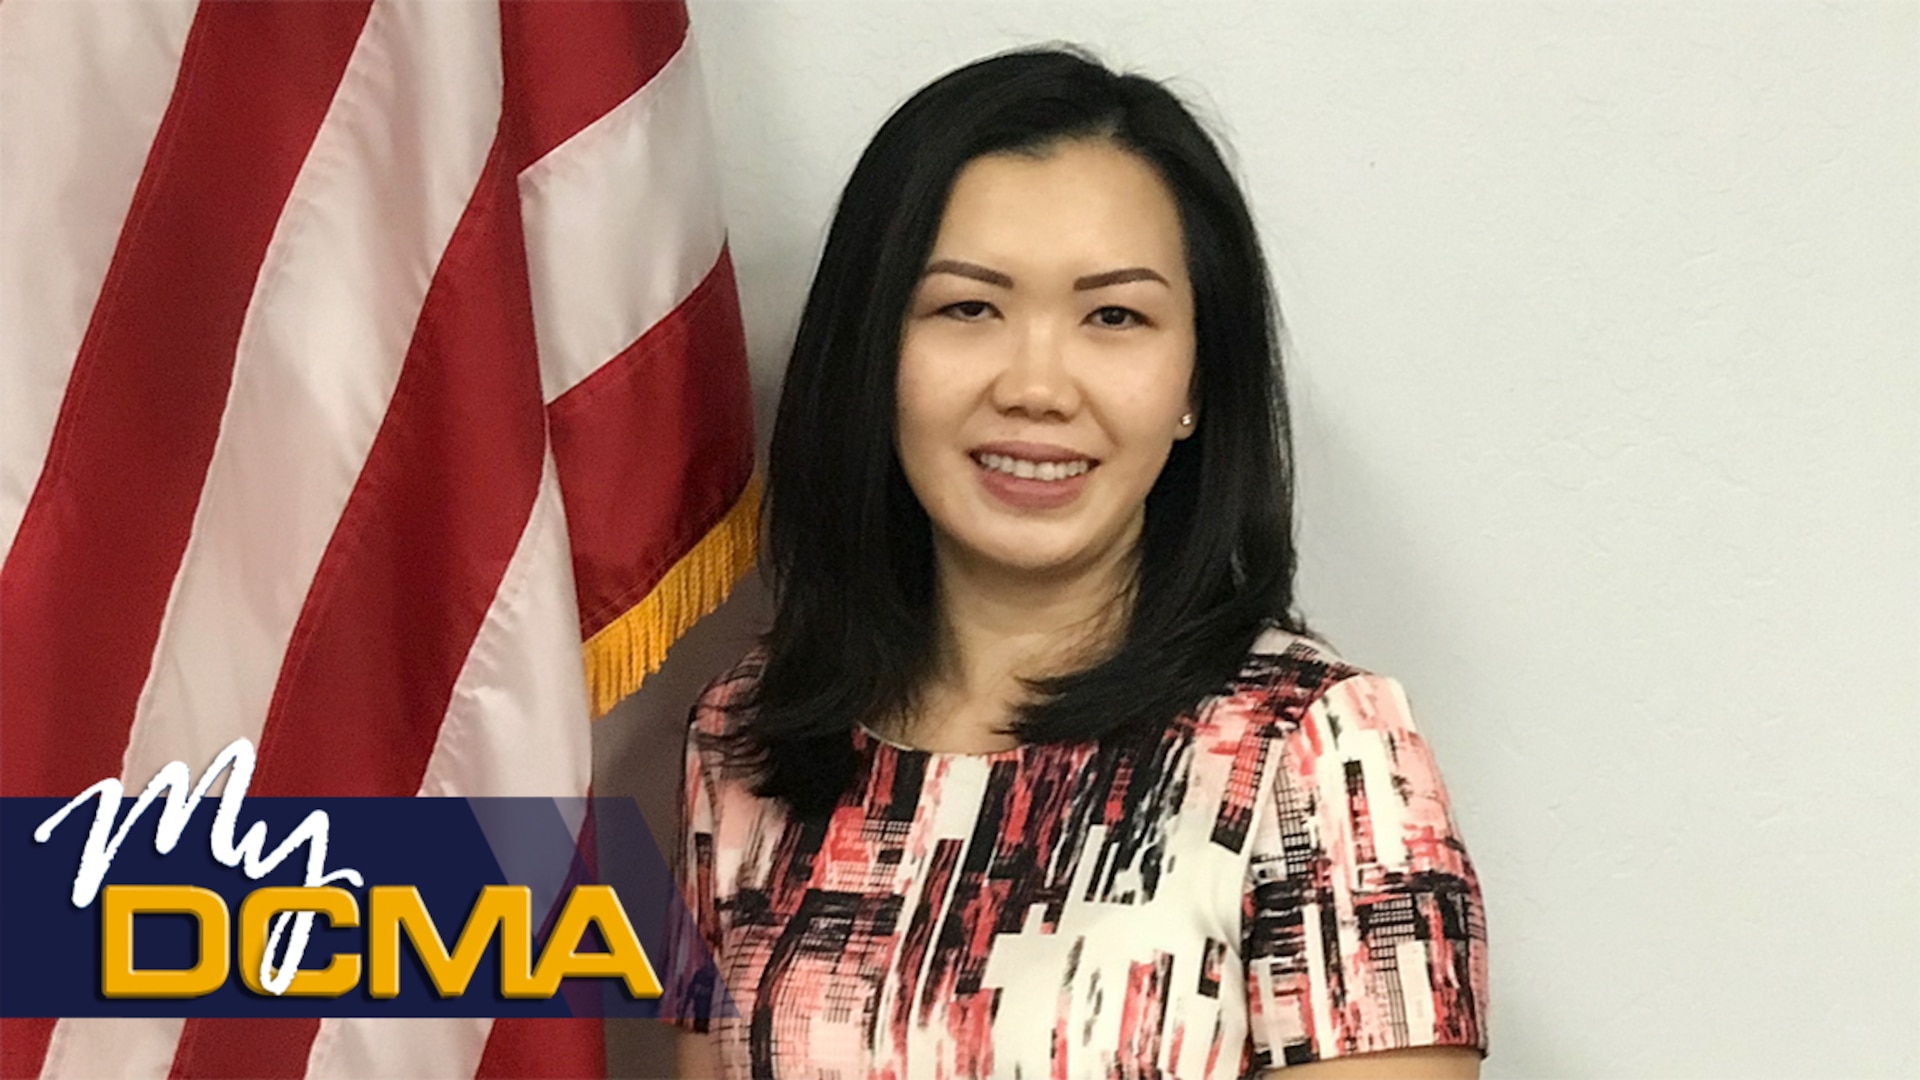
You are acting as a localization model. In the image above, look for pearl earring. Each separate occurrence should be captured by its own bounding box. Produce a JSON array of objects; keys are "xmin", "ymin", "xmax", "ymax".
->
[{"xmin": 1179, "ymin": 413, "xmax": 1194, "ymax": 428}]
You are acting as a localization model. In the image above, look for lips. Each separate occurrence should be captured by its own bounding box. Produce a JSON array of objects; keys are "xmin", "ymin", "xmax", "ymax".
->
[{"xmin": 970, "ymin": 440, "xmax": 1096, "ymax": 465}]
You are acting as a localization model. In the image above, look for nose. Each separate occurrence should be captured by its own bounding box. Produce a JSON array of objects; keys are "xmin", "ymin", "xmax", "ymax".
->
[{"xmin": 990, "ymin": 315, "xmax": 1080, "ymax": 421}]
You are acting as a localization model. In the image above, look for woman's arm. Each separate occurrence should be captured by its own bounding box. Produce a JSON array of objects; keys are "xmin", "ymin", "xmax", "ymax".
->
[
  {"xmin": 1241, "ymin": 674, "xmax": 1491, "ymax": 1075},
  {"xmin": 675, "ymin": 1031, "xmax": 721, "ymax": 1079},
  {"xmin": 1265, "ymin": 1045, "xmax": 1481, "ymax": 1079}
]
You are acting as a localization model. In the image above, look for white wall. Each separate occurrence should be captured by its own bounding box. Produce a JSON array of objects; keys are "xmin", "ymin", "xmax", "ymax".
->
[{"xmin": 596, "ymin": 4, "xmax": 1920, "ymax": 1076}]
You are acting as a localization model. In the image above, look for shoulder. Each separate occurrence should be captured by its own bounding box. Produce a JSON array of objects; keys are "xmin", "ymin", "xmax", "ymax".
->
[
  {"xmin": 1197, "ymin": 624, "xmax": 1370, "ymax": 736},
  {"xmin": 688, "ymin": 648, "xmax": 764, "ymax": 733},
  {"xmin": 683, "ymin": 647, "xmax": 767, "ymax": 780},
  {"xmin": 1226, "ymin": 624, "xmax": 1370, "ymax": 716},
  {"xmin": 1196, "ymin": 624, "xmax": 1428, "ymax": 765},
  {"xmin": 1218, "ymin": 629, "xmax": 1470, "ymax": 875}
]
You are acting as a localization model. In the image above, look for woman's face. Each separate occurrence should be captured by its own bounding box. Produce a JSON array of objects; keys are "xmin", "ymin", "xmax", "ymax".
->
[{"xmin": 897, "ymin": 139, "xmax": 1197, "ymax": 583}]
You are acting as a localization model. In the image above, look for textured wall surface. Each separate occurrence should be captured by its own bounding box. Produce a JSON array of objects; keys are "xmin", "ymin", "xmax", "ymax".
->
[{"xmin": 596, "ymin": 4, "xmax": 1919, "ymax": 1076}]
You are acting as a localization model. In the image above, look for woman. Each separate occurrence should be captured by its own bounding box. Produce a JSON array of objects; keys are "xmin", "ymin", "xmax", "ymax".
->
[{"xmin": 667, "ymin": 47, "xmax": 1489, "ymax": 1079}]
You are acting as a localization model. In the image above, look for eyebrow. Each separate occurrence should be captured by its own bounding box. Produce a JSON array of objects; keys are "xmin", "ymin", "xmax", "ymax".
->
[
  {"xmin": 1072, "ymin": 267, "xmax": 1169, "ymax": 290},
  {"xmin": 921, "ymin": 259, "xmax": 1169, "ymax": 291},
  {"xmin": 923, "ymin": 259, "xmax": 1012, "ymax": 288}
]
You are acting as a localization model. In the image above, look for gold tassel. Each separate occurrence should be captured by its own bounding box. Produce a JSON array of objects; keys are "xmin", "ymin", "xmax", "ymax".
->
[{"xmin": 581, "ymin": 475, "xmax": 760, "ymax": 719}]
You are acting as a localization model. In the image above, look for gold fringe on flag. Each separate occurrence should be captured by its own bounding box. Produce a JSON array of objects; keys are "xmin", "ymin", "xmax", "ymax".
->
[{"xmin": 582, "ymin": 475, "xmax": 761, "ymax": 719}]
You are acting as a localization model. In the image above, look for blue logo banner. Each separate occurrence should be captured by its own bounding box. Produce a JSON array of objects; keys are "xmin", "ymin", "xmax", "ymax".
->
[{"xmin": 0, "ymin": 794, "xmax": 729, "ymax": 1021}]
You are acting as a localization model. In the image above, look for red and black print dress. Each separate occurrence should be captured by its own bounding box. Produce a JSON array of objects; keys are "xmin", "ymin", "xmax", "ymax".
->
[{"xmin": 665, "ymin": 629, "xmax": 1490, "ymax": 1078}]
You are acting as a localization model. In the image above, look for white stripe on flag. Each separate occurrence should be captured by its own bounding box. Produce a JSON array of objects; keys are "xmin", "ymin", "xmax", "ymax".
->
[
  {"xmin": 116, "ymin": 0, "xmax": 503, "ymax": 789},
  {"xmin": 17, "ymin": 5, "xmax": 214, "ymax": 1075},
  {"xmin": 303, "ymin": 1017, "xmax": 494, "ymax": 1080},
  {"xmin": 39, "ymin": 5, "xmax": 500, "ymax": 1077},
  {"xmin": 521, "ymin": 41, "xmax": 727, "ymax": 404},
  {"xmin": 38, "ymin": 1018, "xmax": 184, "ymax": 1080},
  {"xmin": 306, "ymin": 452, "xmax": 589, "ymax": 1076},
  {"xmin": 420, "ymin": 449, "xmax": 593, "ymax": 800},
  {"xmin": 17, "ymin": 6, "xmax": 722, "ymax": 1076},
  {"xmin": 0, "ymin": 0, "xmax": 199, "ymax": 557}
]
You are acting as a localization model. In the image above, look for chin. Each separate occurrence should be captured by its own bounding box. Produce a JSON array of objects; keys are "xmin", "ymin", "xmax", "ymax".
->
[
  {"xmin": 985, "ymin": 549, "xmax": 1084, "ymax": 578},
  {"xmin": 950, "ymin": 527, "xmax": 1125, "ymax": 581}
]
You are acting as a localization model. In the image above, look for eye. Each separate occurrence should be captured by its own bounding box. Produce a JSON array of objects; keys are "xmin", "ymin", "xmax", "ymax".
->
[
  {"xmin": 1089, "ymin": 305, "xmax": 1146, "ymax": 329},
  {"xmin": 940, "ymin": 300, "xmax": 996, "ymax": 321}
]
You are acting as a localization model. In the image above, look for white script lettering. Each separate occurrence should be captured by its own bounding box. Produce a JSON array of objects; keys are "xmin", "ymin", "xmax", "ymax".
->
[{"xmin": 33, "ymin": 737, "xmax": 364, "ymax": 995}]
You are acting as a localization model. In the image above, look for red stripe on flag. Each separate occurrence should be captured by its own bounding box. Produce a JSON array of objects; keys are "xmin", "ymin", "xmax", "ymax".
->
[
  {"xmin": 472, "ymin": 8, "xmax": 709, "ymax": 1075},
  {"xmin": 167, "ymin": 1017, "xmax": 320, "ymax": 1080},
  {"xmin": 476, "ymin": 1017, "xmax": 606, "ymax": 1080},
  {"xmin": 240, "ymin": 129, "xmax": 549, "ymax": 800},
  {"xmin": 550, "ymin": 249, "xmax": 754, "ymax": 638},
  {"xmin": 0, "ymin": 1019, "xmax": 54, "ymax": 1080},
  {"xmin": 165, "ymin": 4, "xmax": 700, "ymax": 1075},
  {"xmin": 503, "ymin": 0, "xmax": 688, "ymax": 163},
  {"xmin": 476, "ymin": 805, "xmax": 604, "ymax": 1080},
  {"xmin": 6, "ymin": 6, "xmax": 371, "ymax": 1075},
  {"xmin": 467, "ymin": 8, "xmax": 712, "ymax": 1075},
  {"xmin": 0, "ymin": 1, "xmax": 373, "ymax": 801},
  {"xmin": 165, "ymin": 89, "xmax": 546, "ymax": 1080}
]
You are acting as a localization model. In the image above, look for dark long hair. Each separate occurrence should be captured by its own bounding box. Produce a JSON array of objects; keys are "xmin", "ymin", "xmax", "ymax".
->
[{"xmin": 733, "ymin": 46, "xmax": 1307, "ymax": 817}]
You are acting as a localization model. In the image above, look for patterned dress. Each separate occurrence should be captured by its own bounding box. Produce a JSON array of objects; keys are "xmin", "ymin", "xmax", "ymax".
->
[{"xmin": 665, "ymin": 628, "xmax": 1490, "ymax": 1078}]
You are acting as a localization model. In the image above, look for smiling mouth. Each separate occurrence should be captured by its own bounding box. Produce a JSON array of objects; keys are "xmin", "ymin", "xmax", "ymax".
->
[{"xmin": 971, "ymin": 452, "xmax": 1094, "ymax": 482}]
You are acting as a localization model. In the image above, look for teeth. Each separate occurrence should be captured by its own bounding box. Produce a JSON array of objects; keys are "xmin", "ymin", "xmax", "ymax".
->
[{"xmin": 977, "ymin": 453, "xmax": 1091, "ymax": 481}]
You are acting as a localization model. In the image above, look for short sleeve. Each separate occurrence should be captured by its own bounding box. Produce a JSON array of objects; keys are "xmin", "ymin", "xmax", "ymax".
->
[
  {"xmin": 660, "ymin": 699, "xmax": 725, "ymax": 1032},
  {"xmin": 1241, "ymin": 673, "xmax": 1490, "ymax": 1070}
]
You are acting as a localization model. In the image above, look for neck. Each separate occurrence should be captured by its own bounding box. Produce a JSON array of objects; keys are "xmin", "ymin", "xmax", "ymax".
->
[{"xmin": 902, "ymin": 534, "xmax": 1136, "ymax": 752}]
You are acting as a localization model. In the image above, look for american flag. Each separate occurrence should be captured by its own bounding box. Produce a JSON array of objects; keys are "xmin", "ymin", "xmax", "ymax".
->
[{"xmin": 0, "ymin": 1, "xmax": 755, "ymax": 1076}]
